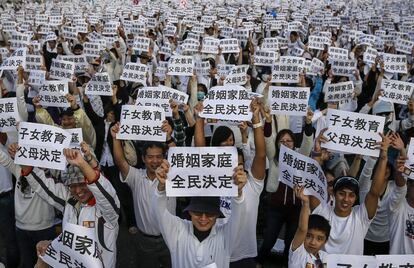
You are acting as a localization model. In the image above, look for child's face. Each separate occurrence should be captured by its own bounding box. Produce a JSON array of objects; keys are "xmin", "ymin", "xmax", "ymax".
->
[{"xmin": 304, "ymin": 229, "xmax": 327, "ymax": 255}]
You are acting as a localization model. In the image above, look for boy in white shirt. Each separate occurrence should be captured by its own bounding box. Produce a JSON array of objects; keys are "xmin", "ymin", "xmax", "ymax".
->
[{"xmin": 289, "ymin": 186, "xmax": 330, "ymax": 268}]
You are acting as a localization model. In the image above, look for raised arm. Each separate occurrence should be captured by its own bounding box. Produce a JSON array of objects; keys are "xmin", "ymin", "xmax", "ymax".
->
[
  {"xmin": 364, "ymin": 132, "xmax": 391, "ymax": 219},
  {"xmin": 110, "ymin": 122, "xmax": 130, "ymax": 179},
  {"xmin": 16, "ymin": 66, "xmax": 28, "ymax": 121},
  {"xmin": 291, "ymin": 186, "xmax": 310, "ymax": 251},
  {"xmin": 64, "ymin": 148, "xmax": 120, "ymax": 227},
  {"xmin": 194, "ymin": 102, "xmax": 206, "ymax": 147},
  {"xmin": 251, "ymin": 100, "xmax": 266, "ymax": 180}
]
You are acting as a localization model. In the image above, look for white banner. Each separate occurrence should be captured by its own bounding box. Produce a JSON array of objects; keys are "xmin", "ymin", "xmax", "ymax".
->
[
  {"xmin": 41, "ymin": 222, "xmax": 103, "ymax": 268},
  {"xmin": 199, "ymin": 85, "xmax": 252, "ymax": 121},
  {"xmin": 380, "ymin": 79, "xmax": 414, "ymax": 105},
  {"xmin": 322, "ymin": 109, "xmax": 385, "ymax": 157},
  {"xmin": 166, "ymin": 147, "xmax": 238, "ymax": 197},
  {"xmin": 15, "ymin": 122, "xmax": 71, "ymax": 171},
  {"xmin": 116, "ymin": 105, "xmax": 166, "ymax": 141},
  {"xmin": 269, "ymin": 86, "xmax": 309, "ymax": 116},
  {"xmin": 219, "ymin": 38, "xmax": 240, "ymax": 54},
  {"xmin": 278, "ymin": 145, "xmax": 328, "ymax": 202},
  {"xmin": 0, "ymin": 98, "xmax": 20, "ymax": 132}
]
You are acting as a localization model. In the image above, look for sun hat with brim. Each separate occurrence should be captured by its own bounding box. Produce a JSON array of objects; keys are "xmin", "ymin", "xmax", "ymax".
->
[
  {"xmin": 333, "ymin": 176, "xmax": 359, "ymax": 197},
  {"xmin": 184, "ymin": 197, "xmax": 225, "ymax": 218},
  {"xmin": 62, "ymin": 165, "xmax": 85, "ymax": 186}
]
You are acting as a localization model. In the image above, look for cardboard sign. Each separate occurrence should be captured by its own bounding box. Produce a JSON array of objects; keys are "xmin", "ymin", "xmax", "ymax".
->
[
  {"xmin": 269, "ymin": 86, "xmax": 309, "ymax": 116},
  {"xmin": 325, "ymin": 81, "xmax": 354, "ymax": 102}
]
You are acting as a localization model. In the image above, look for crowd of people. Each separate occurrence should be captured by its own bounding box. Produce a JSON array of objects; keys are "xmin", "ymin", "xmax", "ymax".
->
[{"xmin": 0, "ymin": 0, "xmax": 414, "ymax": 267}]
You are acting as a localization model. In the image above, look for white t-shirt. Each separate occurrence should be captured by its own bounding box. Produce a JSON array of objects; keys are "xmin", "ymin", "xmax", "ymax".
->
[
  {"xmin": 122, "ymin": 167, "xmax": 176, "ymax": 235},
  {"xmin": 219, "ymin": 172, "xmax": 264, "ymax": 261},
  {"xmin": 288, "ymin": 243, "xmax": 328, "ymax": 268},
  {"xmin": 389, "ymin": 184, "xmax": 414, "ymax": 254},
  {"xmin": 313, "ymin": 202, "xmax": 372, "ymax": 255}
]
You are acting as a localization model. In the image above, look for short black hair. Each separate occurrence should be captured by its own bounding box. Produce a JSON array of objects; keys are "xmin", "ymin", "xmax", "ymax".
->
[
  {"xmin": 73, "ymin": 44, "xmax": 83, "ymax": 51},
  {"xmin": 142, "ymin": 142, "xmax": 167, "ymax": 157},
  {"xmin": 308, "ymin": 214, "xmax": 331, "ymax": 240},
  {"xmin": 60, "ymin": 108, "xmax": 74, "ymax": 117},
  {"xmin": 211, "ymin": 126, "xmax": 234, "ymax": 147}
]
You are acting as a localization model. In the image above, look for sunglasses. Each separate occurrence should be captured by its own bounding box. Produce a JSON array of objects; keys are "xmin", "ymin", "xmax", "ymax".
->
[{"xmin": 191, "ymin": 211, "xmax": 218, "ymax": 218}]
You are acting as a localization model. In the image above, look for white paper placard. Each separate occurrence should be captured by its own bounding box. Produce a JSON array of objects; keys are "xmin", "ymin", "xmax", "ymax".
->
[
  {"xmin": 167, "ymin": 55, "xmax": 194, "ymax": 76},
  {"xmin": 380, "ymin": 79, "xmax": 414, "ymax": 105},
  {"xmin": 120, "ymin": 62, "xmax": 147, "ymax": 84},
  {"xmin": 117, "ymin": 105, "xmax": 166, "ymax": 141},
  {"xmin": 85, "ymin": 72, "xmax": 113, "ymax": 96},
  {"xmin": 219, "ymin": 38, "xmax": 240, "ymax": 54},
  {"xmin": 382, "ymin": 53, "xmax": 408, "ymax": 74},
  {"xmin": 49, "ymin": 59, "xmax": 75, "ymax": 81},
  {"xmin": 0, "ymin": 98, "xmax": 20, "ymax": 132},
  {"xmin": 330, "ymin": 59, "xmax": 357, "ymax": 77},
  {"xmin": 279, "ymin": 145, "xmax": 327, "ymax": 202},
  {"xmin": 326, "ymin": 254, "xmax": 376, "ymax": 268},
  {"xmin": 38, "ymin": 81, "xmax": 69, "ymax": 108},
  {"xmin": 269, "ymin": 86, "xmax": 309, "ymax": 116},
  {"xmin": 223, "ymin": 65, "xmax": 248, "ymax": 85},
  {"xmin": 325, "ymin": 81, "xmax": 354, "ymax": 102},
  {"xmin": 322, "ymin": 109, "xmax": 385, "ymax": 157},
  {"xmin": 15, "ymin": 122, "xmax": 71, "ymax": 171},
  {"xmin": 166, "ymin": 146, "xmax": 238, "ymax": 197}
]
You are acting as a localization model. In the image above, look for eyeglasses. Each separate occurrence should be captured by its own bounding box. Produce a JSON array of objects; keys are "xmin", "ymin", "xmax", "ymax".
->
[{"xmin": 191, "ymin": 211, "xmax": 218, "ymax": 218}]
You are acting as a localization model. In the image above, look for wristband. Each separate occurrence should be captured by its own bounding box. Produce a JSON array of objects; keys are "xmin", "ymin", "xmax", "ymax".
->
[{"xmin": 252, "ymin": 122, "xmax": 262, "ymax": 129}]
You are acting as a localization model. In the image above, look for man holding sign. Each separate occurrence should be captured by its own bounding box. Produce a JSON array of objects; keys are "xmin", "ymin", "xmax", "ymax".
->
[
  {"xmin": 153, "ymin": 159, "xmax": 248, "ymax": 268},
  {"xmin": 12, "ymin": 147, "xmax": 120, "ymax": 268},
  {"xmin": 308, "ymin": 129, "xmax": 391, "ymax": 255}
]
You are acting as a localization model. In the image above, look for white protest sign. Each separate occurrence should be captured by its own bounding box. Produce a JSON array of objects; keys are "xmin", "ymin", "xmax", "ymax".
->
[
  {"xmin": 15, "ymin": 122, "xmax": 70, "ymax": 170},
  {"xmin": 117, "ymin": 105, "xmax": 166, "ymax": 142},
  {"xmin": 382, "ymin": 53, "xmax": 408, "ymax": 74},
  {"xmin": 26, "ymin": 54, "xmax": 43, "ymax": 70},
  {"xmin": 167, "ymin": 55, "xmax": 194, "ymax": 76},
  {"xmin": 216, "ymin": 64, "xmax": 235, "ymax": 78},
  {"xmin": 41, "ymin": 222, "xmax": 103, "ymax": 268},
  {"xmin": 85, "ymin": 72, "xmax": 113, "ymax": 96},
  {"xmin": 133, "ymin": 36, "xmax": 151, "ymax": 52},
  {"xmin": 261, "ymin": 38, "xmax": 279, "ymax": 51},
  {"xmin": 199, "ymin": 85, "xmax": 252, "ymax": 121},
  {"xmin": 49, "ymin": 59, "xmax": 75, "ymax": 82},
  {"xmin": 308, "ymin": 35, "xmax": 328, "ymax": 50},
  {"xmin": 166, "ymin": 147, "xmax": 238, "ymax": 197},
  {"xmin": 331, "ymin": 59, "xmax": 357, "ymax": 77},
  {"xmin": 326, "ymin": 254, "xmax": 377, "ymax": 268},
  {"xmin": 59, "ymin": 55, "xmax": 88, "ymax": 74},
  {"xmin": 66, "ymin": 128, "xmax": 83, "ymax": 150},
  {"xmin": 219, "ymin": 38, "xmax": 240, "ymax": 54},
  {"xmin": 10, "ymin": 31, "xmax": 30, "ymax": 50},
  {"xmin": 278, "ymin": 145, "xmax": 327, "ymax": 202},
  {"xmin": 325, "ymin": 81, "xmax": 354, "ymax": 102},
  {"xmin": 376, "ymin": 255, "xmax": 414, "ymax": 268},
  {"xmin": 322, "ymin": 109, "xmax": 385, "ymax": 157},
  {"xmin": 137, "ymin": 85, "xmax": 189, "ymax": 104},
  {"xmin": 0, "ymin": 48, "xmax": 26, "ymax": 70},
  {"xmin": 195, "ymin": 61, "xmax": 211, "ymax": 76},
  {"xmin": 38, "ymin": 81, "xmax": 69, "ymax": 108},
  {"xmin": 363, "ymin": 47, "xmax": 378, "ymax": 64},
  {"xmin": 135, "ymin": 97, "xmax": 171, "ymax": 117},
  {"xmin": 269, "ymin": 86, "xmax": 309, "ymax": 116},
  {"xmin": 223, "ymin": 65, "xmax": 248, "ymax": 85},
  {"xmin": 28, "ymin": 70, "xmax": 46, "ymax": 86},
  {"xmin": 0, "ymin": 98, "xmax": 20, "ymax": 132},
  {"xmin": 395, "ymin": 38, "xmax": 414, "ymax": 55},
  {"xmin": 380, "ymin": 79, "xmax": 414, "ymax": 105},
  {"xmin": 182, "ymin": 38, "xmax": 200, "ymax": 53},
  {"xmin": 328, "ymin": 47, "xmax": 348, "ymax": 61},
  {"xmin": 404, "ymin": 138, "xmax": 414, "ymax": 180},
  {"xmin": 83, "ymin": 42, "xmax": 102, "ymax": 58},
  {"xmin": 201, "ymin": 37, "xmax": 220, "ymax": 54},
  {"xmin": 254, "ymin": 50, "xmax": 278, "ymax": 67},
  {"xmin": 62, "ymin": 26, "xmax": 78, "ymax": 40},
  {"xmin": 310, "ymin": 58, "xmax": 325, "ymax": 75},
  {"xmin": 120, "ymin": 62, "xmax": 147, "ymax": 84},
  {"xmin": 271, "ymin": 56, "xmax": 305, "ymax": 84}
]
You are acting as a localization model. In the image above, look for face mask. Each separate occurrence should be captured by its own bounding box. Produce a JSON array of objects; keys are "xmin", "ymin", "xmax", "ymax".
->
[
  {"xmin": 197, "ymin": 92, "xmax": 205, "ymax": 101},
  {"xmin": 261, "ymin": 74, "xmax": 270, "ymax": 81}
]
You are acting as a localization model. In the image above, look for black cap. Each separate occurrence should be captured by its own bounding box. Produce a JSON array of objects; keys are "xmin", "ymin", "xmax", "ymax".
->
[
  {"xmin": 60, "ymin": 108, "xmax": 74, "ymax": 117},
  {"xmin": 333, "ymin": 176, "xmax": 359, "ymax": 196},
  {"xmin": 184, "ymin": 197, "xmax": 225, "ymax": 218}
]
